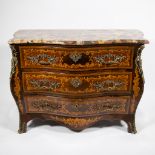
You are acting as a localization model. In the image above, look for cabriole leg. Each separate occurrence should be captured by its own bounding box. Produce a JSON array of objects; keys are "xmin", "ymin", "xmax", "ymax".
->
[
  {"xmin": 124, "ymin": 115, "xmax": 137, "ymax": 134},
  {"xmin": 18, "ymin": 115, "xmax": 27, "ymax": 134}
]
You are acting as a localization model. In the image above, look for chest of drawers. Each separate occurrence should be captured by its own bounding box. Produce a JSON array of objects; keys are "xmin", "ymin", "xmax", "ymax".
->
[{"xmin": 9, "ymin": 30, "xmax": 149, "ymax": 133}]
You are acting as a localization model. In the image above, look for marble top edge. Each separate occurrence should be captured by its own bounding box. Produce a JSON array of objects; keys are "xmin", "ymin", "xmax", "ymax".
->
[{"xmin": 8, "ymin": 29, "xmax": 149, "ymax": 45}]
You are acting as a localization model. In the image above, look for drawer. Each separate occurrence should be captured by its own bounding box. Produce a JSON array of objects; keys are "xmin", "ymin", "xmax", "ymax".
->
[
  {"xmin": 20, "ymin": 46, "xmax": 134, "ymax": 70},
  {"xmin": 22, "ymin": 72, "xmax": 132, "ymax": 96},
  {"xmin": 24, "ymin": 95, "xmax": 130, "ymax": 116}
]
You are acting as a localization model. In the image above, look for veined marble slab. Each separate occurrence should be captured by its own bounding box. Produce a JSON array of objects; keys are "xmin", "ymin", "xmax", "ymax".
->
[{"xmin": 8, "ymin": 29, "xmax": 149, "ymax": 45}]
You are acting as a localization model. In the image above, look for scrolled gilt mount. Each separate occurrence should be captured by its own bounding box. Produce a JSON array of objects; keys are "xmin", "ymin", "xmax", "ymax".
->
[
  {"xmin": 27, "ymin": 53, "xmax": 58, "ymax": 65},
  {"xmin": 69, "ymin": 53, "xmax": 82, "ymax": 63},
  {"xmin": 70, "ymin": 78, "xmax": 83, "ymax": 88},
  {"xmin": 29, "ymin": 79, "xmax": 60, "ymax": 90},
  {"xmin": 93, "ymin": 79, "xmax": 124, "ymax": 91},
  {"xmin": 94, "ymin": 53, "xmax": 126, "ymax": 65}
]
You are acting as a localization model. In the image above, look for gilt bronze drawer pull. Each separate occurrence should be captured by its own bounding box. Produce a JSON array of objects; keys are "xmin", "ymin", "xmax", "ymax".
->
[
  {"xmin": 27, "ymin": 54, "xmax": 58, "ymax": 65},
  {"xmin": 70, "ymin": 78, "xmax": 82, "ymax": 88},
  {"xmin": 29, "ymin": 79, "xmax": 60, "ymax": 90},
  {"xmin": 94, "ymin": 53, "xmax": 126, "ymax": 64},
  {"xmin": 31, "ymin": 100, "xmax": 62, "ymax": 111},
  {"xmin": 93, "ymin": 80, "xmax": 124, "ymax": 91}
]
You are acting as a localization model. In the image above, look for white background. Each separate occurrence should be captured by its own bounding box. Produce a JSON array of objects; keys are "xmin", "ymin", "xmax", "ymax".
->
[{"xmin": 0, "ymin": 0, "xmax": 155, "ymax": 155}]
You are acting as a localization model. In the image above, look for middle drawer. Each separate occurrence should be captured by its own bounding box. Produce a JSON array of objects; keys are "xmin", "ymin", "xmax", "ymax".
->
[{"xmin": 22, "ymin": 72, "xmax": 132, "ymax": 96}]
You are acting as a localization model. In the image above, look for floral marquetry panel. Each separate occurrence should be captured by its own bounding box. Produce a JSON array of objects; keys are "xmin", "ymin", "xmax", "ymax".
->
[
  {"xmin": 22, "ymin": 72, "xmax": 132, "ymax": 95},
  {"xmin": 20, "ymin": 46, "xmax": 133, "ymax": 70}
]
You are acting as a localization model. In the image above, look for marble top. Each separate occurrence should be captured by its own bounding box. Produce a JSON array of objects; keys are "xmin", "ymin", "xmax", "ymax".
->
[{"xmin": 8, "ymin": 29, "xmax": 149, "ymax": 45}]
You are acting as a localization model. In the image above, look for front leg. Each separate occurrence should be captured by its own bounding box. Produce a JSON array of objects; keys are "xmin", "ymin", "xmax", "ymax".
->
[
  {"xmin": 124, "ymin": 115, "xmax": 137, "ymax": 134},
  {"xmin": 18, "ymin": 115, "xmax": 27, "ymax": 134}
]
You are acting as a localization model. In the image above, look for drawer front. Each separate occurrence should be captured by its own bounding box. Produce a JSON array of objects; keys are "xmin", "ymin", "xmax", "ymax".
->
[
  {"xmin": 20, "ymin": 46, "xmax": 133, "ymax": 70},
  {"xmin": 22, "ymin": 72, "xmax": 132, "ymax": 95},
  {"xmin": 25, "ymin": 96, "xmax": 130, "ymax": 116}
]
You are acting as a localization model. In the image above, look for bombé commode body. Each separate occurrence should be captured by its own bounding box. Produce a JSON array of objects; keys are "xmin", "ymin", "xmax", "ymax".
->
[{"xmin": 8, "ymin": 30, "xmax": 149, "ymax": 134}]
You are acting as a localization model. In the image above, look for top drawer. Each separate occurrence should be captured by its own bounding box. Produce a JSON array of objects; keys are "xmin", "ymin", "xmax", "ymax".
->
[{"xmin": 20, "ymin": 46, "xmax": 134, "ymax": 70}]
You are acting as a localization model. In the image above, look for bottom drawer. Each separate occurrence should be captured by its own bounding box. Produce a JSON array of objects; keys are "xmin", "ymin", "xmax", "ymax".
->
[{"xmin": 24, "ymin": 96, "xmax": 130, "ymax": 117}]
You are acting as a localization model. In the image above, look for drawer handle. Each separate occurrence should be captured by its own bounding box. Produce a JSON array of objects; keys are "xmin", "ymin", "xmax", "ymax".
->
[
  {"xmin": 94, "ymin": 53, "xmax": 126, "ymax": 64},
  {"xmin": 70, "ymin": 78, "xmax": 82, "ymax": 88},
  {"xmin": 93, "ymin": 102, "xmax": 122, "ymax": 111},
  {"xmin": 93, "ymin": 80, "xmax": 124, "ymax": 91},
  {"xmin": 31, "ymin": 100, "xmax": 62, "ymax": 111},
  {"xmin": 69, "ymin": 103, "xmax": 88, "ymax": 112},
  {"xmin": 38, "ymin": 61, "xmax": 50, "ymax": 65},
  {"xmin": 29, "ymin": 79, "xmax": 60, "ymax": 90},
  {"xmin": 27, "ymin": 54, "xmax": 58, "ymax": 65}
]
